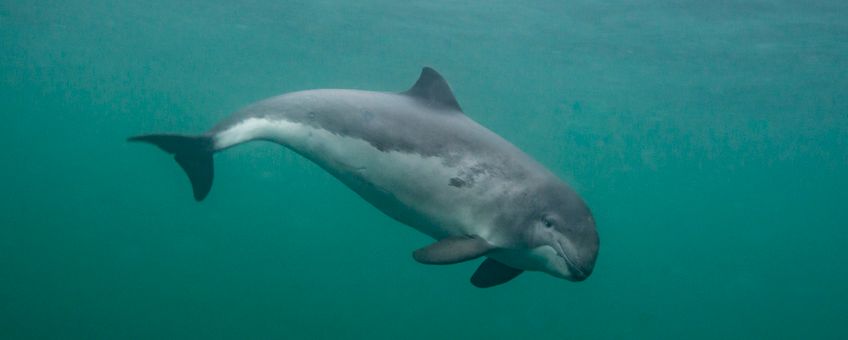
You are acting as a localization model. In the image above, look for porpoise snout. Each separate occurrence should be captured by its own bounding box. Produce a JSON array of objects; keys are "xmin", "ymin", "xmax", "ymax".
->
[{"xmin": 570, "ymin": 259, "xmax": 594, "ymax": 281}]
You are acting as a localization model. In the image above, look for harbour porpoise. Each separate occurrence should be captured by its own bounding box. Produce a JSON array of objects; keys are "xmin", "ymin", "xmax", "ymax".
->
[{"xmin": 129, "ymin": 67, "xmax": 599, "ymax": 287}]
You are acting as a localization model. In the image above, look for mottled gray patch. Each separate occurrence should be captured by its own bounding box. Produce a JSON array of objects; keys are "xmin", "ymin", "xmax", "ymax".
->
[
  {"xmin": 449, "ymin": 177, "xmax": 466, "ymax": 188},
  {"xmin": 449, "ymin": 163, "xmax": 496, "ymax": 189}
]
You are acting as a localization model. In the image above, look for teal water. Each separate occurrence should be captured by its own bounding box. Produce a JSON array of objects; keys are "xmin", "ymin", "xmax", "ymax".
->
[{"xmin": 2, "ymin": 1, "xmax": 846, "ymax": 338}]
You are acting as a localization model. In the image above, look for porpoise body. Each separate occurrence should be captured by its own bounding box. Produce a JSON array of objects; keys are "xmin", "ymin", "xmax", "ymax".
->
[{"xmin": 130, "ymin": 68, "xmax": 599, "ymax": 287}]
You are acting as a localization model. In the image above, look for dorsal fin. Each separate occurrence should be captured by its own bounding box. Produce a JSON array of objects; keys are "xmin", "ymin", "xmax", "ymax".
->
[{"xmin": 403, "ymin": 67, "xmax": 462, "ymax": 112}]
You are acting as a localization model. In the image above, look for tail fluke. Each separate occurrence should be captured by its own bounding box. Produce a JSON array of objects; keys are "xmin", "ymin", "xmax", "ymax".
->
[{"xmin": 128, "ymin": 134, "xmax": 214, "ymax": 201}]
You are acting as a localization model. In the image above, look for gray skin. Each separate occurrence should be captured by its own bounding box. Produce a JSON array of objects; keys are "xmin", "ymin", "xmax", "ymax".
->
[{"xmin": 131, "ymin": 67, "xmax": 598, "ymax": 287}]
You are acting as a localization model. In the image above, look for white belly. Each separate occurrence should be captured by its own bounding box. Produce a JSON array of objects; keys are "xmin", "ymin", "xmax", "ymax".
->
[{"xmin": 214, "ymin": 117, "xmax": 506, "ymax": 240}]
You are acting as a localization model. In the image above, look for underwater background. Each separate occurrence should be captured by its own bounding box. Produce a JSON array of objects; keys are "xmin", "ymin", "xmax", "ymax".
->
[{"xmin": 1, "ymin": 0, "xmax": 846, "ymax": 338}]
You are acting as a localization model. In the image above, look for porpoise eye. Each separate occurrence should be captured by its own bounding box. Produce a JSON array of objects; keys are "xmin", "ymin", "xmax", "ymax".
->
[{"xmin": 543, "ymin": 217, "xmax": 554, "ymax": 228}]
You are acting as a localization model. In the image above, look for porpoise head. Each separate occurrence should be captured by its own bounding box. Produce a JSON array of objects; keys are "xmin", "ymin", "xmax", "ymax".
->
[{"xmin": 497, "ymin": 179, "xmax": 599, "ymax": 281}]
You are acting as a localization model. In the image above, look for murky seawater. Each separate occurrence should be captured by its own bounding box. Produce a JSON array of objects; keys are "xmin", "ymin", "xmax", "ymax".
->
[{"xmin": 1, "ymin": 1, "xmax": 846, "ymax": 338}]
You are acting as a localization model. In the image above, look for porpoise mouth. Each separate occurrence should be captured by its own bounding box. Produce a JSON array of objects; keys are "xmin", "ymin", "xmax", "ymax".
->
[{"xmin": 556, "ymin": 240, "xmax": 588, "ymax": 281}]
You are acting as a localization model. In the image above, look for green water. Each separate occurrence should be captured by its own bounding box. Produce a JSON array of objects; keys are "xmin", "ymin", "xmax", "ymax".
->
[{"xmin": 2, "ymin": 1, "xmax": 846, "ymax": 338}]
